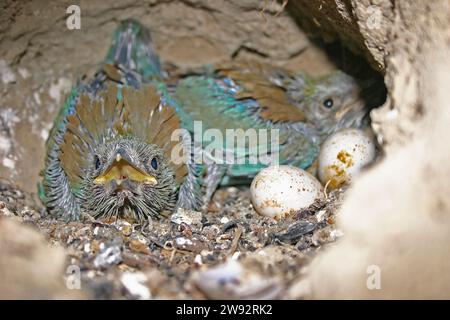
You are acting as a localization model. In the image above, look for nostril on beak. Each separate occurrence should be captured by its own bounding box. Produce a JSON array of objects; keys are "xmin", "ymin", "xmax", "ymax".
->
[{"xmin": 115, "ymin": 148, "xmax": 126, "ymax": 162}]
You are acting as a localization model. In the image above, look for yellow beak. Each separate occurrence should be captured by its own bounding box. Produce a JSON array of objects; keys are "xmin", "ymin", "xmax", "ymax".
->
[{"xmin": 94, "ymin": 155, "xmax": 157, "ymax": 186}]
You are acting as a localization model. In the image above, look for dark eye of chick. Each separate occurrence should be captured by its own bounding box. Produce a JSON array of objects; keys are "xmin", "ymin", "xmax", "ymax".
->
[
  {"xmin": 323, "ymin": 98, "xmax": 334, "ymax": 109},
  {"xmin": 94, "ymin": 155, "xmax": 101, "ymax": 170},
  {"xmin": 150, "ymin": 157, "xmax": 158, "ymax": 170}
]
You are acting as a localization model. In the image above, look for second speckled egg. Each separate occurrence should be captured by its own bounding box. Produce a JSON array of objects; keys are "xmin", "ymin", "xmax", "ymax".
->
[{"xmin": 318, "ymin": 128, "xmax": 376, "ymax": 189}]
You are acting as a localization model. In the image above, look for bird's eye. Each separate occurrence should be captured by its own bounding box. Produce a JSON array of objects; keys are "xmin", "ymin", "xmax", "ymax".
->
[
  {"xmin": 94, "ymin": 155, "xmax": 101, "ymax": 170},
  {"xmin": 323, "ymin": 98, "xmax": 334, "ymax": 109},
  {"xmin": 150, "ymin": 157, "xmax": 158, "ymax": 170}
]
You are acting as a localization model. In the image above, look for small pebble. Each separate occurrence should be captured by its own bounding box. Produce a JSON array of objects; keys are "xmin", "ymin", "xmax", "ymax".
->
[
  {"xmin": 272, "ymin": 221, "xmax": 317, "ymax": 244},
  {"xmin": 171, "ymin": 208, "xmax": 203, "ymax": 231},
  {"xmin": 174, "ymin": 236, "xmax": 205, "ymax": 252},
  {"xmin": 220, "ymin": 216, "xmax": 230, "ymax": 224},
  {"xmin": 312, "ymin": 226, "xmax": 344, "ymax": 246},
  {"xmin": 121, "ymin": 272, "xmax": 151, "ymax": 300},
  {"xmin": 93, "ymin": 243, "xmax": 122, "ymax": 268},
  {"xmin": 192, "ymin": 259, "xmax": 282, "ymax": 300},
  {"xmin": 129, "ymin": 239, "xmax": 151, "ymax": 255},
  {"xmin": 194, "ymin": 254, "xmax": 203, "ymax": 265}
]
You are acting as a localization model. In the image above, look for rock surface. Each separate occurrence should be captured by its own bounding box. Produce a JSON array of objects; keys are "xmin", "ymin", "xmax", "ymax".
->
[{"xmin": 306, "ymin": 1, "xmax": 450, "ymax": 299}]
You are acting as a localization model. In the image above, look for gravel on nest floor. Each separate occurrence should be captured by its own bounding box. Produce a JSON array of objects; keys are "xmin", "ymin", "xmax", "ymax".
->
[{"xmin": 0, "ymin": 178, "xmax": 344, "ymax": 299}]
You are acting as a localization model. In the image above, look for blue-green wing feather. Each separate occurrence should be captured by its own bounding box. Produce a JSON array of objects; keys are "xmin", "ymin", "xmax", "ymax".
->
[{"xmin": 174, "ymin": 75, "xmax": 320, "ymax": 184}]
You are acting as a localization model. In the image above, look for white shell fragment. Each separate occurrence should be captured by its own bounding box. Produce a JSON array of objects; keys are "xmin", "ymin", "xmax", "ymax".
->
[
  {"xmin": 250, "ymin": 165, "xmax": 324, "ymax": 219},
  {"xmin": 121, "ymin": 272, "xmax": 151, "ymax": 300},
  {"xmin": 192, "ymin": 260, "xmax": 282, "ymax": 300},
  {"xmin": 170, "ymin": 208, "xmax": 203, "ymax": 231},
  {"xmin": 318, "ymin": 128, "xmax": 376, "ymax": 188}
]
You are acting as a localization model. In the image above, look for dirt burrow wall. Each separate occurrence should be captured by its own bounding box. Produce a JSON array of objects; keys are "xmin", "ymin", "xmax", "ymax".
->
[{"xmin": 303, "ymin": 1, "xmax": 450, "ymax": 299}]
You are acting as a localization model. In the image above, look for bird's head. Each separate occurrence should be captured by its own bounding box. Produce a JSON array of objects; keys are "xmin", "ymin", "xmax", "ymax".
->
[
  {"xmin": 287, "ymin": 71, "xmax": 369, "ymax": 137},
  {"xmin": 83, "ymin": 137, "xmax": 177, "ymax": 221}
]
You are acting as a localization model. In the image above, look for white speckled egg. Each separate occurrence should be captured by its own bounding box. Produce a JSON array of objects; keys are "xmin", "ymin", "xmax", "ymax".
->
[
  {"xmin": 250, "ymin": 165, "xmax": 324, "ymax": 219},
  {"xmin": 318, "ymin": 128, "xmax": 376, "ymax": 188}
]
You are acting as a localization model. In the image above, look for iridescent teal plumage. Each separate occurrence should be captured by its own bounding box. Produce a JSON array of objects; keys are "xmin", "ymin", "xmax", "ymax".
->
[
  {"xmin": 104, "ymin": 19, "xmax": 163, "ymax": 80},
  {"xmin": 173, "ymin": 75, "xmax": 320, "ymax": 185}
]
